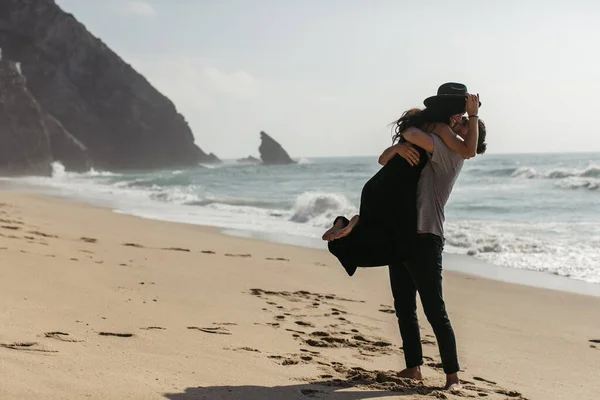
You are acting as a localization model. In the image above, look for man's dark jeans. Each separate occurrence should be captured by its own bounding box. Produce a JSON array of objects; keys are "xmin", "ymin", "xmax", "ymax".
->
[{"xmin": 388, "ymin": 233, "xmax": 459, "ymax": 375}]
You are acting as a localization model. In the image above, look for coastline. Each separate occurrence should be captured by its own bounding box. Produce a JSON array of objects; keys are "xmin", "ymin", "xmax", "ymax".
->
[
  {"xmin": 224, "ymin": 228, "xmax": 600, "ymax": 298},
  {"xmin": 5, "ymin": 178, "xmax": 599, "ymax": 298}
]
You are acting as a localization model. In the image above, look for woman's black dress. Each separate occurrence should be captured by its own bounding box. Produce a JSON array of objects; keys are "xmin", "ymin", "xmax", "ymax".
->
[{"xmin": 327, "ymin": 147, "xmax": 428, "ymax": 276}]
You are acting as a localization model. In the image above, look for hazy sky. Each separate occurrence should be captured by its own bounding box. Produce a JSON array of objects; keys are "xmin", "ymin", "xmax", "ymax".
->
[{"xmin": 55, "ymin": 0, "xmax": 600, "ymax": 159}]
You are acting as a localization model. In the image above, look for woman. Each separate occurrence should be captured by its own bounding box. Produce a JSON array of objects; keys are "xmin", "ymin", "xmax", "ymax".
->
[{"xmin": 324, "ymin": 98, "xmax": 486, "ymax": 276}]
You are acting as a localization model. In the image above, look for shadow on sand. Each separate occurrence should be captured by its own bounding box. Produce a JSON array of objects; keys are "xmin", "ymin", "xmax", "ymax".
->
[{"xmin": 163, "ymin": 379, "xmax": 442, "ymax": 400}]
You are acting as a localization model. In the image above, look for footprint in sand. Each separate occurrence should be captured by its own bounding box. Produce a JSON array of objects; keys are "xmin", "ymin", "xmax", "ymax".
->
[
  {"xmin": 45, "ymin": 332, "xmax": 82, "ymax": 342},
  {"xmin": 285, "ymin": 328, "xmax": 306, "ymax": 334},
  {"xmin": 81, "ymin": 237, "xmax": 98, "ymax": 243},
  {"xmin": 187, "ymin": 326, "xmax": 232, "ymax": 335},
  {"xmin": 473, "ymin": 376, "xmax": 497, "ymax": 385},
  {"xmin": 268, "ymin": 353, "xmax": 316, "ymax": 366},
  {"xmin": 231, "ymin": 347, "xmax": 261, "ymax": 353},
  {"xmin": 1, "ymin": 225, "xmax": 20, "ymax": 230},
  {"xmin": 140, "ymin": 327, "xmax": 166, "ymax": 331},
  {"xmin": 98, "ymin": 332, "xmax": 134, "ymax": 338},
  {"xmin": 123, "ymin": 243, "xmax": 144, "ymax": 248},
  {"xmin": 1, "ymin": 342, "xmax": 58, "ymax": 353},
  {"xmin": 225, "ymin": 253, "xmax": 251, "ymax": 258},
  {"xmin": 201, "ymin": 250, "xmax": 216, "ymax": 254},
  {"xmin": 295, "ymin": 321, "xmax": 315, "ymax": 327},
  {"xmin": 163, "ymin": 247, "xmax": 191, "ymax": 252},
  {"xmin": 494, "ymin": 389, "xmax": 524, "ymax": 397},
  {"xmin": 0, "ymin": 218, "xmax": 23, "ymax": 225},
  {"xmin": 266, "ymin": 257, "xmax": 290, "ymax": 261},
  {"xmin": 300, "ymin": 348, "xmax": 320, "ymax": 354},
  {"xmin": 29, "ymin": 230, "xmax": 58, "ymax": 238}
]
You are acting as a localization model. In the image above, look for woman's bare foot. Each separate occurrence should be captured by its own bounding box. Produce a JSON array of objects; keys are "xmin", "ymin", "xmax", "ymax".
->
[
  {"xmin": 329, "ymin": 215, "xmax": 359, "ymax": 241},
  {"xmin": 445, "ymin": 373, "xmax": 461, "ymax": 391},
  {"xmin": 397, "ymin": 366, "xmax": 423, "ymax": 380},
  {"xmin": 322, "ymin": 217, "xmax": 347, "ymax": 241}
]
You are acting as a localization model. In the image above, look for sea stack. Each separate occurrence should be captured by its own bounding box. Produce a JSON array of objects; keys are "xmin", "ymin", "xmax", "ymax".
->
[
  {"xmin": 236, "ymin": 155, "xmax": 261, "ymax": 164},
  {"xmin": 0, "ymin": 0, "xmax": 219, "ymax": 174},
  {"xmin": 258, "ymin": 131, "xmax": 295, "ymax": 165}
]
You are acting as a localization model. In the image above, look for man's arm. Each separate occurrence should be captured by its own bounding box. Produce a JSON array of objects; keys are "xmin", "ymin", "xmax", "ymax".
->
[
  {"xmin": 464, "ymin": 93, "xmax": 480, "ymax": 157},
  {"xmin": 431, "ymin": 124, "xmax": 476, "ymax": 159},
  {"xmin": 428, "ymin": 93, "xmax": 480, "ymax": 159}
]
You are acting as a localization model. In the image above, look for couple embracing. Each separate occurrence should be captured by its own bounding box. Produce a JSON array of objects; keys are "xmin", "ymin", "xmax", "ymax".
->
[{"xmin": 323, "ymin": 82, "xmax": 487, "ymax": 391}]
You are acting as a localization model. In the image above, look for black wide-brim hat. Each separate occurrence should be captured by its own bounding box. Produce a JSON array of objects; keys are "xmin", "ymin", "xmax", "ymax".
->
[{"xmin": 424, "ymin": 82, "xmax": 482, "ymax": 109}]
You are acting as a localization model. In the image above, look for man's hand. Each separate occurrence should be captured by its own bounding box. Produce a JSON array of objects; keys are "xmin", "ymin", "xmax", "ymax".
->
[{"xmin": 466, "ymin": 93, "xmax": 479, "ymax": 117}]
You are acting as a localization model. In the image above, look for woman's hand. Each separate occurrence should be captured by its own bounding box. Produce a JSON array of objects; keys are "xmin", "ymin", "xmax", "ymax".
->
[{"xmin": 393, "ymin": 142, "xmax": 421, "ymax": 166}]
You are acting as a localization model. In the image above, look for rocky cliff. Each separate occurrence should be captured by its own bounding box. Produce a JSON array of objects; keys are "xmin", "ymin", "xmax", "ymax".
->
[
  {"xmin": 0, "ymin": 59, "xmax": 91, "ymax": 175},
  {"xmin": 0, "ymin": 0, "xmax": 218, "ymax": 173},
  {"xmin": 258, "ymin": 131, "xmax": 295, "ymax": 165},
  {"xmin": 0, "ymin": 60, "xmax": 53, "ymax": 176}
]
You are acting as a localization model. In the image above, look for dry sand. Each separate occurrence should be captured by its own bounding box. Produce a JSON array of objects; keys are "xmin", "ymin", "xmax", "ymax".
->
[{"xmin": 0, "ymin": 192, "xmax": 598, "ymax": 400}]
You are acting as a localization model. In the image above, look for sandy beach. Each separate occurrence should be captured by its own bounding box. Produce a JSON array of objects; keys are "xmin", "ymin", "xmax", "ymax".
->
[{"xmin": 0, "ymin": 192, "xmax": 598, "ymax": 400}]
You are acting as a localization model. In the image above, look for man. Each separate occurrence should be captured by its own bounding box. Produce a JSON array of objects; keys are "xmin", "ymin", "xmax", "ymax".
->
[
  {"xmin": 382, "ymin": 85, "xmax": 481, "ymax": 391},
  {"xmin": 323, "ymin": 85, "xmax": 482, "ymax": 277}
]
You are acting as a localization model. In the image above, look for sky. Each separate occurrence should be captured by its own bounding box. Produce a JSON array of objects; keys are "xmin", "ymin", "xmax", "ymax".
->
[{"xmin": 55, "ymin": 0, "xmax": 600, "ymax": 159}]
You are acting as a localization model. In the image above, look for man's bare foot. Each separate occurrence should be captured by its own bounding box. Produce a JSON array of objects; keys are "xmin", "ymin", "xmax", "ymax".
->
[
  {"xmin": 322, "ymin": 218, "xmax": 346, "ymax": 241},
  {"xmin": 444, "ymin": 373, "xmax": 461, "ymax": 391},
  {"xmin": 397, "ymin": 366, "xmax": 423, "ymax": 380},
  {"xmin": 329, "ymin": 215, "xmax": 359, "ymax": 241}
]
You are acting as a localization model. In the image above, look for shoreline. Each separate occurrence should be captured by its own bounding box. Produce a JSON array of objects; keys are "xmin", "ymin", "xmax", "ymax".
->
[
  {"xmin": 224, "ymin": 228, "xmax": 600, "ymax": 298},
  {"xmin": 3, "ymin": 180, "xmax": 599, "ymax": 298}
]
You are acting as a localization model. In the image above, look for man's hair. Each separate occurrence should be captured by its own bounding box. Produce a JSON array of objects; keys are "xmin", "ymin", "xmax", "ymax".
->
[{"xmin": 477, "ymin": 119, "xmax": 487, "ymax": 155}]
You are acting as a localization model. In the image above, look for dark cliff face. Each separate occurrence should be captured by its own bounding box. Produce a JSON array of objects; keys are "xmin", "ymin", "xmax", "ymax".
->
[
  {"xmin": 0, "ymin": 0, "xmax": 219, "ymax": 171},
  {"xmin": 258, "ymin": 131, "xmax": 295, "ymax": 165},
  {"xmin": 0, "ymin": 59, "xmax": 90, "ymax": 175},
  {"xmin": 0, "ymin": 60, "xmax": 53, "ymax": 176},
  {"xmin": 44, "ymin": 113, "xmax": 91, "ymax": 172}
]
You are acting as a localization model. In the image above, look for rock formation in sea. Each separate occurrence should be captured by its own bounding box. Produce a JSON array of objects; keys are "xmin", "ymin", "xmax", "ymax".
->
[
  {"xmin": 258, "ymin": 131, "xmax": 295, "ymax": 165},
  {"xmin": 236, "ymin": 155, "xmax": 261, "ymax": 164},
  {"xmin": 0, "ymin": 0, "xmax": 219, "ymax": 175}
]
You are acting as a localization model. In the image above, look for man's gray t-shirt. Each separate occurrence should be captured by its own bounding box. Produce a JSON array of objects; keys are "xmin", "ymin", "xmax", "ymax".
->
[{"xmin": 416, "ymin": 134, "xmax": 464, "ymax": 239}]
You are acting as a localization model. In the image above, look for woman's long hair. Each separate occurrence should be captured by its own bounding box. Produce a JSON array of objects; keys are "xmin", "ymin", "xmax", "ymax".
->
[{"xmin": 391, "ymin": 104, "xmax": 463, "ymax": 144}]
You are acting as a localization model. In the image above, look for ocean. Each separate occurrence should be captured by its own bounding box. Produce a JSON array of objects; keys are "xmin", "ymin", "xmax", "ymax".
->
[{"xmin": 3, "ymin": 153, "xmax": 599, "ymax": 285}]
